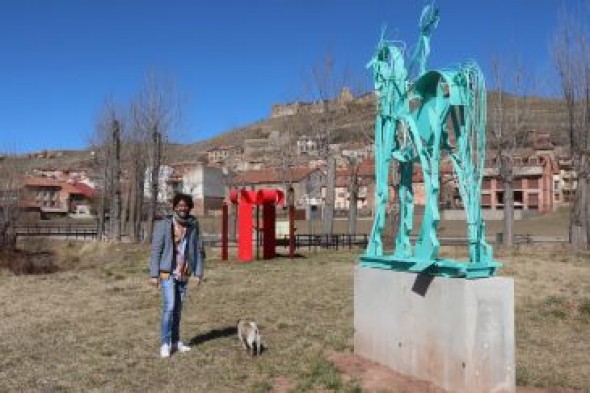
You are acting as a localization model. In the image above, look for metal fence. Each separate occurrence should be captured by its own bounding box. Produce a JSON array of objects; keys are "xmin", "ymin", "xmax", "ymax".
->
[
  {"xmin": 15, "ymin": 224, "xmax": 97, "ymax": 240},
  {"xmin": 278, "ymin": 234, "xmax": 369, "ymax": 251},
  {"xmin": 14, "ymin": 222, "xmax": 567, "ymax": 248}
]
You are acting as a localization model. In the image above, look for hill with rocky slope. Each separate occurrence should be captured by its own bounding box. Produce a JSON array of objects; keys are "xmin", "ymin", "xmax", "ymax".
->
[{"xmin": 6, "ymin": 91, "xmax": 570, "ymax": 173}]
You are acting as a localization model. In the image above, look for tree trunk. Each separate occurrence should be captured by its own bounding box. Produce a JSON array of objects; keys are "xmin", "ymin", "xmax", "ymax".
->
[
  {"xmin": 570, "ymin": 155, "xmax": 588, "ymax": 248},
  {"xmin": 134, "ymin": 169, "xmax": 146, "ymax": 243},
  {"xmin": 0, "ymin": 222, "xmax": 17, "ymax": 251},
  {"xmin": 128, "ymin": 179, "xmax": 137, "ymax": 243},
  {"xmin": 502, "ymin": 180, "xmax": 514, "ymax": 247},
  {"xmin": 585, "ymin": 174, "xmax": 590, "ymax": 249},
  {"xmin": 2, "ymin": 228, "xmax": 17, "ymax": 250},
  {"xmin": 322, "ymin": 155, "xmax": 336, "ymax": 236},
  {"xmin": 146, "ymin": 130, "xmax": 161, "ymax": 243},
  {"xmin": 347, "ymin": 164, "xmax": 359, "ymax": 236},
  {"xmin": 109, "ymin": 120, "xmax": 122, "ymax": 242},
  {"xmin": 229, "ymin": 203, "xmax": 237, "ymax": 242},
  {"xmin": 120, "ymin": 179, "xmax": 131, "ymax": 240},
  {"xmin": 96, "ymin": 148, "xmax": 109, "ymax": 242}
]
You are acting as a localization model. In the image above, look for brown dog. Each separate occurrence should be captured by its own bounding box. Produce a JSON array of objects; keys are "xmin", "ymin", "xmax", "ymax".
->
[{"xmin": 237, "ymin": 319, "xmax": 263, "ymax": 356}]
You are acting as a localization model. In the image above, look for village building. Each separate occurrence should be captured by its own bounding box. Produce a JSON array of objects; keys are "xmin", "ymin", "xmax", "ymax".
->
[
  {"xmin": 481, "ymin": 153, "xmax": 556, "ymax": 213},
  {"xmin": 148, "ymin": 162, "xmax": 226, "ymax": 216},
  {"xmin": 340, "ymin": 142, "xmax": 374, "ymax": 160},
  {"xmin": 206, "ymin": 145, "xmax": 242, "ymax": 165},
  {"xmin": 553, "ymin": 152, "xmax": 576, "ymax": 205},
  {"xmin": 233, "ymin": 166, "xmax": 325, "ymax": 219},
  {"xmin": 22, "ymin": 177, "xmax": 95, "ymax": 219},
  {"xmin": 332, "ymin": 168, "xmax": 370, "ymax": 214},
  {"xmin": 296, "ymin": 134, "xmax": 328, "ymax": 156}
]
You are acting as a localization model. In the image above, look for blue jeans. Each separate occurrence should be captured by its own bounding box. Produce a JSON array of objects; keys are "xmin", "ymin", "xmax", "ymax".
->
[{"xmin": 160, "ymin": 277, "xmax": 188, "ymax": 345}]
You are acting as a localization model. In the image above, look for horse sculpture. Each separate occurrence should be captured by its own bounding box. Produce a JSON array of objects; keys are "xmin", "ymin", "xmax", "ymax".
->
[{"xmin": 360, "ymin": 4, "xmax": 501, "ymax": 279}]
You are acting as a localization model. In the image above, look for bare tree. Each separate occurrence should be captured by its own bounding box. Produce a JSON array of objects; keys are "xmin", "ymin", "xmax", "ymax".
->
[
  {"xmin": 346, "ymin": 156, "xmax": 360, "ymax": 235},
  {"xmin": 147, "ymin": 127, "xmax": 162, "ymax": 241},
  {"xmin": 124, "ymin": 111, "xmax": 149, "ymax": 243},
  {"xmin": 221, "ymin": 166, "xmax": 238, "ymax": 241},
  {"xmin": 90, "ymin": 100, "xmax": 122, "ymax": 241},
  {"xmin": 553, "ymin": 4, "xmax": 590, "ymax": 248},
  {"xmin": 489, "ymin": 58, "xmax": 533, "ymax": 246},
  {"xmin": 109, "ymin": 120, "xmax": 122, "ymax": 241},
  {"xmin": 131, "ymin": 73, "xmax": 181, "ymax": 243},
  {"xmin": 303, "ymin": 52, "xmax": 355, "ymax": 236},
  {"xmin": 0, "ymin": 154, "xmax": 21, "ymax": 250},
  {"xmin": 322, "ymin": 155, "xmax": 336, "ymax": 236}
]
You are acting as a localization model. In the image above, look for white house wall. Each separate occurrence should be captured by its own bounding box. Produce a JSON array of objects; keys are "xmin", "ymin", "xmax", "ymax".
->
[
  {"xmin": 144, "ymin": 165, "xmax": 174, "ymax": 202},
  {"xmin": 182, "ymin": 166, "xmax": 204, "ymax": 198}
]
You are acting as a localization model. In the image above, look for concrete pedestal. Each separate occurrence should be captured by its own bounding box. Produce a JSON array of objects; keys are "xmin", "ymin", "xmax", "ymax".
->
[{"xmin": 354, "ymin": 266, "xmax": 515, "ymax": 393}]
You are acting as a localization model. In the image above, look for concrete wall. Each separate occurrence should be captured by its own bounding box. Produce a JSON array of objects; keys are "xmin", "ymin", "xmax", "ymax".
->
[{"xmin": 354, "ymin": 266, "xmax": 515, "ymax": 393}]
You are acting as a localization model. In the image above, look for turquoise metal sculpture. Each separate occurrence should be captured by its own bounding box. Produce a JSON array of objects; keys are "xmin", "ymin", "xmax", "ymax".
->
[{"xmin": 360, "ymin": 4, "xmax": 501, "ymax": 279}]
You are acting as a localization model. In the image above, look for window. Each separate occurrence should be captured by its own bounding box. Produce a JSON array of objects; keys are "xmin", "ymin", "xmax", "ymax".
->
[
  {"xmin": 528, "ymin": 193, "xmax": 539, "ymax": 206},
  {"xmin": 528, "ymin": 178, "xmax": 539, "ymax": 189}
]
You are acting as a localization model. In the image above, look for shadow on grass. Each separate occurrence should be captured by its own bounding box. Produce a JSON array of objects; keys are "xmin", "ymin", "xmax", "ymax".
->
[
  {"xmin": 274, "ymin": 252, "xmax": 307, "ymax": 259},
  {"xmin": 188, "ymin": 326, "xmax": 237, "ymax": 347}
]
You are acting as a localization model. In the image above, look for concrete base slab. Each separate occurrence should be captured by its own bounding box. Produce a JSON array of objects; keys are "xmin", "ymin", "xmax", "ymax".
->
[{"xmin": 354, "ymin": 266, "xmax": 515, "ymax": 393}]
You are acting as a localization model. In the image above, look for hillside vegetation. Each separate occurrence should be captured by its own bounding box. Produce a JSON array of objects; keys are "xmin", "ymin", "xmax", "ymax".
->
[{"xmin": 7, "ymin": 92, "xmax": 569, "ymax": 172}]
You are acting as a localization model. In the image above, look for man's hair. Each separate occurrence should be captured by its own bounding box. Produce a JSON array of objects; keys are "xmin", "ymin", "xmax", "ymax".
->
[{"xmin": 172, "ymin": 193, "xmax": 194, "ymax": 210}]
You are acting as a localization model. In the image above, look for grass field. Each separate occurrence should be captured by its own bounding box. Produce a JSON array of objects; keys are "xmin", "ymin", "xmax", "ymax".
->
[
  {"xmin": 198, "ymin": 207, "xmax": 572, "ymax": 239},
  {"xmin": 0, "ymin": 240, "xmax": 588, "ymax": 392}
]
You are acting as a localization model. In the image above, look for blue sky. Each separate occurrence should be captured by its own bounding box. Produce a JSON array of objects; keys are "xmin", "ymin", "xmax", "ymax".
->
[{"xmin": 0, "ymin": 0, "xmax": 580, "ymax": 153}]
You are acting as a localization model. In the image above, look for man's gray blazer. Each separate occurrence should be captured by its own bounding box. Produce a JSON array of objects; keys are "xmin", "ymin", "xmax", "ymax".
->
[{"xmin": 149, "ymin": 216, "xmax": 204, "ymax": 279}]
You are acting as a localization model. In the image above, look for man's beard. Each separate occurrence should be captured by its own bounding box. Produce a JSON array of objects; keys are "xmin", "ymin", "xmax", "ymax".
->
[{"xmin": 173, "ymin": 211, "xmax": 190, "ymax": 226}]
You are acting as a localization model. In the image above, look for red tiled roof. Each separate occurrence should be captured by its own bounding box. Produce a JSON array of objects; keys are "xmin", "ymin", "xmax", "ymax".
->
[
  {"xmin": 24, "ymin": 177, "xmax": 95, "ymax": 198},
  {"xmin": 234, "ymin": 167, "xmax": 319, "ymax": 184},
  {"xmin": 65, "ymin": 182, "xmax": 96, "ymax": 198},
  {"xmin": 61, "ymin": 183, "xmax": 80, "ymax": 195},
  {"xmin": 25, "ymin": 176, "xmax": 62, "ymax": 188}
]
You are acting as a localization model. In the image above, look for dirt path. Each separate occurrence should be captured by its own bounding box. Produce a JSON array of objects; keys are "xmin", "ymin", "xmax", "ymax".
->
[{"xmin": 328, "ymin": 352, "xmax": 584, "ymax": 393}]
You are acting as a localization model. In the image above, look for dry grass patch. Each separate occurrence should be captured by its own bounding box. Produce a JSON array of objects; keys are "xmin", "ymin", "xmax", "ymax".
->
[
  {"xmin": 0, "ymin": 241, "xmax": 362, "ymax": 392},
  {"xmin": 497, "ymin": 248, "xmax": 590, "ymax": 389},
  {"xmin": 0, "ymin": 241, "xmax": 587, "ymax": 392}
]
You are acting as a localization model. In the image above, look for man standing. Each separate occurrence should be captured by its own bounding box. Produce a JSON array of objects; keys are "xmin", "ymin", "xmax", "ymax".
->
[{"xmin": 150, "ymin": 193, "xmax": 204, "ymax": 358}]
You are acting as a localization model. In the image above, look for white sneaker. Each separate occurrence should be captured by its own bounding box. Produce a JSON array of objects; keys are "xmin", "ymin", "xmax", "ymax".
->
[
  {"xmin": 173, "ymin": 341, "xmax": 191, "ymax": 353},
  {"xmin": 160, "ymin": 343, "xmax": 171, "ymax": 358}
]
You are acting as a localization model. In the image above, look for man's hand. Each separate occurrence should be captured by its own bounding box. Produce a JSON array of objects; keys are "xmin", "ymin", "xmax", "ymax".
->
[
  {"xmin": 149, "ymin": 277, "xmax": 159, "ymax": 288},
  {"xmin": 193, "ymin": 276, "xmax": 203, "ymax": 286}
]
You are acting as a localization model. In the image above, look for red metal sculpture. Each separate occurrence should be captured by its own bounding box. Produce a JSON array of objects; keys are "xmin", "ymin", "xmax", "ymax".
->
[{"xmin": 225, "ymin": 188, "xmax": 285, "ymax": 262}]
